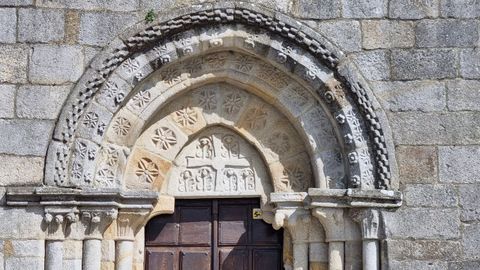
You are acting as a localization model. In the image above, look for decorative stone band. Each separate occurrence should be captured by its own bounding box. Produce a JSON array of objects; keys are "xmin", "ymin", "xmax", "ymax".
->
[
  {"xmin": 47, "ymin": 3, "xmax": 395, "ymax": 192},
  {"xmin": 308, "ymin": 188, "xmax": 402, "ymax": 208},
  {"xmin": 6, "ymin": 187, "xmax": 157, "ymax": 239}
]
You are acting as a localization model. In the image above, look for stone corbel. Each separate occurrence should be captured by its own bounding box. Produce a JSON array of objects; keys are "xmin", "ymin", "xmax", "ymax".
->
[
  {"xmin": 350, "ymin": 208, "xmax": 379, "ymax": 240},
  {"xmin": 80, "ymin": 208, "xmax": 118, "ymax": 240},
  {"xmin": 116, "ymin": 210, "xmax": 151, "ymax": 241},
  {"xmin": 43, "ymin": 207, "xmax": 79, "ymax": 239}
]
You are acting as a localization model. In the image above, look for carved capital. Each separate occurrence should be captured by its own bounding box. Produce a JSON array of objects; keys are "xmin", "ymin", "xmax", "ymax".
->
[
  {"xmin": 116, "ymin": 210, "xmax": 151, "ymax": 241},
  {"xmin": 273, "ymin": 208, "xmax": 310, "ymax": 242},
  {"xmin": 43, "ymin": 207, "xmax": 79, "ymax": 239},
  {"xmin": 312, "ymin": 208, "xmax": 345, "ymax": 242},
  {"xmin": 80, "ymin": 208, "xmax": 118, "ymax": 239},
  {"xmin": 350, "ymin": 209, "xmax": 380, "ymax": 240}
]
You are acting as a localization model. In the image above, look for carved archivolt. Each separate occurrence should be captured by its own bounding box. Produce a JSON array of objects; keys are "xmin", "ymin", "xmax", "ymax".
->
[{"xmin": 45, "ymin": 7, "xmax": 396, "ymax": 193}]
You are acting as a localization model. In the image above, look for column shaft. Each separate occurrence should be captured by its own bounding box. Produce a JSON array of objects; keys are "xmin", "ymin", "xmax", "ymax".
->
[
  {"xmin": 115, "ymin": 240, "xmax": 134, "ymax": 270},
  {"xmin": 363, "ymin": 239, "xmax": 379, "ymax": 270},
  {"xmin": 292, "ymin": 242, "xmax": 309, "ymax": 270},
  {"xmin": 83, "ymin": 239, "xmax": 102, "ymax": 270},
  {"xmin": 328, "ymin": 241, "xmax": 344, "ymax": 270},
  {"xmin": 45, "ymin": 240, "xmax": 63, "ymax": 270}
]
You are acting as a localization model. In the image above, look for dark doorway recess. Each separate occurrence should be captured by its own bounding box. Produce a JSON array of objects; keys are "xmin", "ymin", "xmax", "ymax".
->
[{"xmin": 145, "ymin": 198, "xmax": 284, "ymax": 270}]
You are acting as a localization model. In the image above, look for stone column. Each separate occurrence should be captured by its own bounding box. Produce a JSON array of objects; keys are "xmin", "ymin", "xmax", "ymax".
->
[
  {"xmin": 115, "ymin": 211, "xmax": 150, "ymax": 270},
  {"xmin": 44, "ymin": 210, "xmax": 78, "ymax": 270},
  {"xmin": 274, "ymin": 209, "xmax": 310, "ymax": 270},
  {"xmin": 81, "ymin": 209, "xmax": 118, "ymax": 270},
  {"xmin": 312, "ymin": 208, "xmax": 346, "ymax": 270},
  {"xmin": 351, "ymin": 209, "xmax": 380, "ymax": 270}
]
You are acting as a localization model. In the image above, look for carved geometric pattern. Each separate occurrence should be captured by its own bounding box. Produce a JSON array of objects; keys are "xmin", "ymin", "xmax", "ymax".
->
[
  {"xmin": 223, "ymin": 92, "xmax": 243, "ymax": 114},
  {"xmin": 267, "ymin": 132, "xmax": 290, "ymax": 155},
  {"xmin": 131, "ymin": 90, "xmax": 151, "ymax": 109},
  {"xmin": 151, "ymin": 127, "xmax": 177, "ymax": 150},
  {"xmin": 112, "ymin": 117, "xmax": 131, "ymax": 136},
  {"xmin": 173, "ymin": 107, "xmax": 197, "ymax": 127},
  {"xmin": 135, "ymin": 158, "xmax": 159, "ymax": 184},
  {"xmin": 83, "ymin": 112, "xmax": 98, "ymax": 128},
  {"xmin": 197, "ymin": 89, "xmax": 217, "ymax": 110},
  {"xmin": 244, "ymin": 106, "xmax": 268, "ymax": 129}
]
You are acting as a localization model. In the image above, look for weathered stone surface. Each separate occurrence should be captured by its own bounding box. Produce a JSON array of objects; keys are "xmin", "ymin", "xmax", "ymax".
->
[
  {"xmin": 447, "ymin": 80, "xmax": 480, "ymax": 111},
  {"xmin": 404, "ymin": 184, "xmax": 457, "ymax": 207},
  {"xmin": 0, "ymin": 0, "xmax": 32, "ymax": 6},
  {"xmin": 18, "ymin": 8, "xmax": 64, "ymax": 43},
  {"xmin": 0, "ymin": 84, "xmax": 15, "ymax": 118},
  {"xmin": 343, "ymin": 0, "xmax": 387, "ymax": 18},
  {"xmin": 449, "ymin": 261, "xmax": 480, "ymax": 270},
  {"xmin": 10, "ymin": 240, "xmax": 44, "ymax": 257},
  {"xmin": 37, "ymin": 0, "xmax": 139, "ymax": 11},
  {"xmin": 292, "ymin": 0, "xmax": 341, "ymax": 19},
  {"xmin": 0, "ymin": 45, "xmax": 28, "ymax": 84},
  {"xmin": 440, "ymin": 0, "xmax": 480, "ymax": 18},
  {"xmin": 373, "ymin": 81, "xmax": 446, "ymax": 112},
  {"xmin": 29, "ymin": 45, "xmax": 84, "ymax": 84},
  {"xmin": 389, "ymin": 260, "xmax": 447, "ymax": 270},
  {"xmin": 460, "ymin": 48, "xmax": 480, "ymax": 79},
  {"xmin": 391, "ymin": 49, "xmax": 457, "ymax": 80},
  {"xmin": 140, "ymin": 0, "xmax": 175, "ymax": 10},
  {"xmin": 389, "ymin": 0, "xmax": 439, "ymax": 19},
  {"xmin": 0, "ymin": 155, "xmax": 44, "ymax": 186},
  {"xmin": 5, "ymin": 257, "xmax": 43, "ymax": 270},
  {"xmin": 391, "ymin": 112, "xmax": 480, "ymax": 145},
  {"xmin": 387, "ymin": 239, "xmax": 462, "ymax": 260},
  {"xmin": 316, "ymin": 21, "xmax": 361, "ymax": 52},
  {"xmin": 0, "ymin": 207, "xmax": 44, "ymax": 238},
  {"xmin": 383, "ymin": 208, "xmax": 460, "ymax": 239},
  {"xmin": 0, "ymin": 120, "xmax": 54, "ymax": 156},
  {"xmin": 79, "ymin": 12, "xmax": 139, "ymax": 46},
  {"xmin": 416, "ymin": 20, "xmax": 479, "ymax": 48},
  {"xmin": 362, "ymin": 20, "xmax": 414, "ymax": 49},
  {"xmin": 352, "ymin": 50, "xmax": 390, "ymax": 80},
  {"xmin": 458, "ymin": 185, "xmax": 480, "ymax": 209},
  {"xmin": 0, "ymin": 9, "xmax": 16, "ymax": 43},
  {"xmin": 462, "ymin": 223, "xmax": 480, "ymax": 259},
  {"xmin": 458, "ymin": 184, "xmax": 480, "ymax": 222},
  {"xmin": 396, "ymin": 146, "xmax": 438, "ymax": 184},
  {"xmin": 64, "ymin": 240, "xmax": 82, "ymax": 259},
  {"xmin": 101, "ymin": 239, "xmax": 115, "ymax": 261},
  {"xmin": 17, "ymin": 85, "xmax": 70, "ymax": 119},
  {"xmin": 439, "ymin": 146, "xmax": 480, "ymax": 183}
]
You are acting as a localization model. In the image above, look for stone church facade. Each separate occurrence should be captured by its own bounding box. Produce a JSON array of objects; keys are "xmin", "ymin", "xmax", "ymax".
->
[{"xmin": 0, "ymin": 0, "xmax": 478, "ymax": 269}]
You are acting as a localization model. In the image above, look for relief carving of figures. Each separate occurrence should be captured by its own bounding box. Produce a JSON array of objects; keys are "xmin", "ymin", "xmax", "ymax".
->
[{"xmin": 174, "ymin": 130, "xmax": 258, "ymax": 194}]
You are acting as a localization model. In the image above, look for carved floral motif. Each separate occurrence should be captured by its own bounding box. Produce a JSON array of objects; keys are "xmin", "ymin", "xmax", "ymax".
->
[
  {"xmin": 135, "ymin": 158, "xmax": 159, "ymax": 184},
  {"xmin": 173, "ymin": 107, "xmax": 197, "ymax": 127},
  {"xmin": 197, "ymin": 89, "xmax": 217, "ymax": 110},
  {"xmin": 131, "ymin": 90, "xmax": 151, "ymax": 109},
  {"xmin": 244, "ymin": 106, "xmax": 268, "ymax": 129},
  {"xmin": 151, "ymin": 127, "xmax": 177, "ymax": 150},
  {"xmin": 223, "ymin": 92, "xmax": 243, "ymax": 114},
  {"xmin": 112, "ymin": 117, "xmax": 131, "ymax": 136}
]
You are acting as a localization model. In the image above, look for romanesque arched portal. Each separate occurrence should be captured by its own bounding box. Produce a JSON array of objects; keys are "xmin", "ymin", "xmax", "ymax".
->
[{"xmin": 7, "ymin": 4, "xmax": 402, "ymax": 270}]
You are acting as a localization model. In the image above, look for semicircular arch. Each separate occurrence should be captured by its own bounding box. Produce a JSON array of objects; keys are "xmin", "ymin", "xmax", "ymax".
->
[{"xmin": 45, "ymin": 6, "xmax": 397, "ymax": 192}]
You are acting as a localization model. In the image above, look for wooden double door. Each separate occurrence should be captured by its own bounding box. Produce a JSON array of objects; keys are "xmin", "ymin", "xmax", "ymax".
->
[{"xmin": 145, "ymin": 199, "xmax": 283, "ymax": 270}]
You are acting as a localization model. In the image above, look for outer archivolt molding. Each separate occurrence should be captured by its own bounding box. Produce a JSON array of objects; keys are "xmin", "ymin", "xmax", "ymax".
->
[{"xmin": 48, "ymin": 6, "xmax": 392, "ymax": 189}]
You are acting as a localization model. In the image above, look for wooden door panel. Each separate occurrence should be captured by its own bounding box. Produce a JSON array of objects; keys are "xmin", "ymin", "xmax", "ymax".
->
[
  {"xmin": 180, "ymin": 250, "xmax": 211, "ymax": 270},
  {"xmin": 253, "ymin": 249, "xmax": 282, "ymax": 270},
  {"xmin": 179, "ymin": 206, "xmax": 212, "ymax": 246},
  {"xmin": 145, "ymin": 199, "xmax": 283, "ymax": 270},
  {"xmin": 251, "ymin": 219, "xmax": 283, "ymax": 245},
  {"xmin": 145, "ymin": 214, "xmax": 179, "ymax": 245},
  {"xmin": 145, "ymin": 249, "xmax": 175, "ymax": 270},
  {"xmin": 219, "ymin": 248, "xmax": 248, "ymax": 270}
]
